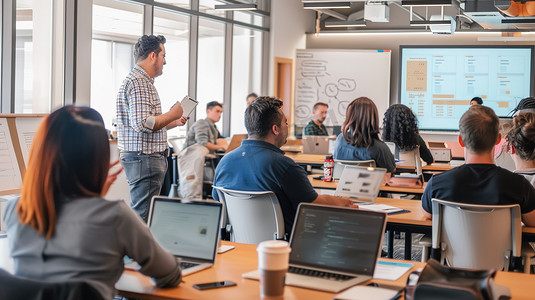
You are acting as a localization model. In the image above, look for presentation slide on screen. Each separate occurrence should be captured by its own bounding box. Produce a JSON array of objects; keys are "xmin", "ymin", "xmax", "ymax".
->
[{"xmin": 400, "ymin": 47, "xmax": 532, "ymax": 130}]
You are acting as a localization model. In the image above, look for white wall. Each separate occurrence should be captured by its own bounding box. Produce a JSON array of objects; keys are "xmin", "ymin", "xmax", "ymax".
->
[{"xmin": 269, "ymin": 0, "xmax": 314, "ymax": 94}]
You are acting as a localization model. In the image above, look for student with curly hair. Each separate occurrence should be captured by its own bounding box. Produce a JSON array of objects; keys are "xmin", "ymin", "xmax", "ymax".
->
[
  {"xmin": 506, "ymin": 112, "xmax": 535, "ymax": 186},
  {"xmin": 333, "ymin": 97, "xmax": 395, "ymax": 174},
  {"xmin": 382, "ymin": 104, "xmax": 434, "ymax": 165}
]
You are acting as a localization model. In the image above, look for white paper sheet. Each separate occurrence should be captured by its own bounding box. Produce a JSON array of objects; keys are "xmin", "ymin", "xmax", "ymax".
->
[
  {"xmin": 15, "ymin": 117, "xmax": 43, "ymax": 166},
  {"xmin": 373, "ymin": 261, "xmax": 413, "ymax": 281}
]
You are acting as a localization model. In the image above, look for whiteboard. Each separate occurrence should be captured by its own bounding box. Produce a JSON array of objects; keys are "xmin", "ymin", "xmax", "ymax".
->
[{"xmin": 295, "ymin": 49, "xmax": 391, "ymax": 127}]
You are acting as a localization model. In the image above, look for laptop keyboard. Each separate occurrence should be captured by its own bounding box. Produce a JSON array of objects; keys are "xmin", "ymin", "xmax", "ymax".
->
[
  {"xmin": 288, "ymin": 266, "xmax": 355, "ymax": 281},
  {"xmin": 179, "ymin": 261, "xmax": 199, "ymax": 269}
]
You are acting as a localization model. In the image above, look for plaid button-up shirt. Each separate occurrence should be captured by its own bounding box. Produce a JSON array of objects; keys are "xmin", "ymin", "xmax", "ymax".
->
[
  {"xmin": 303, "ymin": 120, "xmax": 329, "ymax": 136},
  {"xmin": 116, "ymin": 65, "xmax": 167, "ymax": 154}
]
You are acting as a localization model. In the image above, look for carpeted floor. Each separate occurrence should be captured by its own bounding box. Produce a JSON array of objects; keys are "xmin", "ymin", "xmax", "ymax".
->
[{"xmin": 382, "ymin": 233, "xmax": 425, "ymax": 262}]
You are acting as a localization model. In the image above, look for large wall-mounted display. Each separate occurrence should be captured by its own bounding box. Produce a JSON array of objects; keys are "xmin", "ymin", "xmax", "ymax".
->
[{"xmin": 399, "ymin": 46, "xmax": 534, "ymax": 131}]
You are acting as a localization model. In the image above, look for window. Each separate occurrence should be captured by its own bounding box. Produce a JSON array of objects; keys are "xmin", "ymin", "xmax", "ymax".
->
[
  {"xmin": 90, "ymin": 0, "xmax": 143, "ymax": 129},
  {"xmin": 153, "ymin": 8, "xmax": 190, "ymax": 138},
  {"xmin": 230, "ymin": 26, "xmax": 262, "ymax": 134},
  {"xmin": 196, "ymin": 18, "xmax": 225, "ymax": 124},
  {"xmin": 15, "ymin": 0, "xmax": 54, "ymax": 113}
]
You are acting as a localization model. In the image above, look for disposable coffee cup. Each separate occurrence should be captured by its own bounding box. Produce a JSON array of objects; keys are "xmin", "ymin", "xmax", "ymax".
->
[{"xmin": 257, "ymin": 240, "xmax": 291, "ymax": 298}]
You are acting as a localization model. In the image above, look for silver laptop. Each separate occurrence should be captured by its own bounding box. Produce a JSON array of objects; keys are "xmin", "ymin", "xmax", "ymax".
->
[
  {"xmin": 243, "ymin": 203, "xmax": 387, "ymax": 293},
  {"xmin": 335, "ymin": 166, "xmax": 386, "ymax": 203},
  {"xmin": 302, "ymin": 135, "xmax": 330, "ymax": 155},
  {"xmin": 147, "ymin": 196, "xmax": 222, "ymax": 276}
]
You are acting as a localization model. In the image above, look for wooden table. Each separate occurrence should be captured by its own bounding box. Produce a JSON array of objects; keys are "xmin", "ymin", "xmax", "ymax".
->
[
  {"xmin": 115, "ymin": 241, "xmax": 535, "ymax": 300},
  {"xmin": 284, "ymin": 152, "xmax": 458, "ymax": 172},
  {"xmin": 2, "ymin": 237, "xmax": 535, "ymax": 299},
  {"xmin": 308, "ymin": 174, "xmax": 426, "ymax": 196}
]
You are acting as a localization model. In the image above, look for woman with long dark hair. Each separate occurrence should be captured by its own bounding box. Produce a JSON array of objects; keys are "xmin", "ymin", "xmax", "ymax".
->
[
  {"xmin": 333, "ymin": 97, "xmax": 395, "ymax": 174},
  {"xmin": 4, "ymin": 106, "xmax": 181, "ymax": 299}
]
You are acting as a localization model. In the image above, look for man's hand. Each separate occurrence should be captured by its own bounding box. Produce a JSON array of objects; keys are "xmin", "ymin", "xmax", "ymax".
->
[
  {"xmin": 176, "ymin": 116, "xmax": 188, "ymax": 126},
  {"xmin": 169, "ymin": 101, "xmax": 184, "ymax": 119},
  {"xmin": 216, "ymin": 138, "xmax": 229, "ymax": 151}
]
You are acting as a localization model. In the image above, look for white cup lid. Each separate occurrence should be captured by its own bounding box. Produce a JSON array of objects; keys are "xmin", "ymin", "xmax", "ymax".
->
[{"xmin": 257, "ymin": 240, "xmax": 291, "ymax": 254}]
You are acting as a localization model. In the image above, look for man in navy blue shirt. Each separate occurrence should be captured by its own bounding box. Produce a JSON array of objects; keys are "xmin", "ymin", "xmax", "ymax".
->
[
  {"xmin": 213, "ymin": 97, "xmax": 356, "ymax": 234},
  {"xmin": 421, "ymin": 105, "xmax": 535, "ymax": 226}
]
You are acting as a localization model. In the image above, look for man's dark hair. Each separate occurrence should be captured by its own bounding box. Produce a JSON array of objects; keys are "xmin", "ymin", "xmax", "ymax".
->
[
  {"xmin": 245, "ymin": 97, "xmax": 283, "ymax": 138},
  {"xmin": 471, "ymin": 97, "xmax": 483, "ymax": 105},
  {"xmin": 206, "ymin": 101, "xmax": 223, "ymax": 111},
  {"xmin": 247, "ymin": 93, "xmax": 258, "ymax": 100},
  {"xmin": 134, "ymin": 35, "xmax": 166, "ymax": 62},
  {"xmin": 313, "ymin": 102, "xmax": 328, "ymax": 110},
  {"xmin": 459, "ymin": 105, "xmax": 499, "ymax": 153}
]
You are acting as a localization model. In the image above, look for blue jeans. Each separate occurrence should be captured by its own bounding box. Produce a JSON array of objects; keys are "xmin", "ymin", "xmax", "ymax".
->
[{"xmin": 120, "ymin": 151, "xmax": 167, "ymax": 222}]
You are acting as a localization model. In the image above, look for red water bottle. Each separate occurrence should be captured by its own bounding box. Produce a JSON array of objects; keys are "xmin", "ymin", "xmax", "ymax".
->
[{"xmin": 324, "ymin": 155, "xmax": 334, "ymax": 182}]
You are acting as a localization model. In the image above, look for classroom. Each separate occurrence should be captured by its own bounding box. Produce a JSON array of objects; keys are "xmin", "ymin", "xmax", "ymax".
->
[{"xmin": 2, "ymin": 0, "xmax": 535, "ymax": 299}]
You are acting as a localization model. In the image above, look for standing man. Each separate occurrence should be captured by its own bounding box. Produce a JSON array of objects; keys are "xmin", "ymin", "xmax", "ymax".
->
[
  {"xmin": 117, "ymin": 34, "xmax": 186, "ymax": 222},
  {"xmin": 185, "ymin": 101, "xmax": 228, "ymax": 153},
  {"xmin": 303, "ymin": 102, "xmax": 329, "ymax": 136}
]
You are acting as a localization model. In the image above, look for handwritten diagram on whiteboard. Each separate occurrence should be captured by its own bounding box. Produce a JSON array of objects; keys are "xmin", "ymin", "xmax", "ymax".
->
[
  {"xmin": 0, "ymin": 118, "xmax": 22, "ymax": 192},
  {"xmin": 295, "ymin": 49, "xmax": 391, "ymax": 126}
]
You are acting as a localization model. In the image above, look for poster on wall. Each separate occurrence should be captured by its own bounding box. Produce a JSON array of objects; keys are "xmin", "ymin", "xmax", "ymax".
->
[{"xmin": 294, "ymin": 49, "xmax": 391, "ymax": 127}]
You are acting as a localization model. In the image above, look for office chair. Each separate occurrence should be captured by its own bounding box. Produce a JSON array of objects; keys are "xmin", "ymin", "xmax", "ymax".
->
[
  {"xmin": 212, "ymin": 186, "xmax": 285, "ymax": 245},
  {"xmin": 0, "ymin": 268, "xmax": 104, "ymax": 300},
  {"xmin": 421, "ymin": 199, "xmax": 533, "ymax": 272},
  {"xmin": 333, "ymin": 159, "xmax": 376, "ymax": 180}
]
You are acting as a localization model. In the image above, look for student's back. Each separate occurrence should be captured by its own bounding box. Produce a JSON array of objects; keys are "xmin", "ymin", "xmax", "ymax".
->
[{"xmin": 422, "ymin": 164, "xmax": 535, "ymax": 214}]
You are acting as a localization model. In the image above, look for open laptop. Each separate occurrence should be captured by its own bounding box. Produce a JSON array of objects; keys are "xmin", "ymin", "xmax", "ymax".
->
[
  {"xmin": 146, "ymin": 196, "xmax": 222, "ymax": 276},
  {"xmin": 302, "ymin": 135, "xmax": 330, "ymax": 155},
  {"xmin": 335, "ymin": 166, "xmax": 387, "ymax": 203},
  {"xmin": 226, "ymin": 134, "xmax": 247, "ymax": 153},
  {"xmin": 243, "ymin": 203, "xmax": 387, "ymax": 293}
]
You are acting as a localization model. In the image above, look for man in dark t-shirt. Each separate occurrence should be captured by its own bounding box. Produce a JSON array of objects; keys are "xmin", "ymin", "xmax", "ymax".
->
[
  {"xmin": 213, "ymin": 97, "xmax": 356, "ymax": 234},
  {"xmin": 422, "ymin": 105, "xmax": 535, "ymax": 226}
]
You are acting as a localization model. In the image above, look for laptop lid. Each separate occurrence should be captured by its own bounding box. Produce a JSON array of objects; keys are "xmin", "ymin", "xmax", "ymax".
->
[
  {"xmin": 302, "ymin": 136, "xmax": 330, "ymax": 155},
  {"xmin": 147, "ymin": 197, "xmax": 222, "ymax": 263},
  {"xmin": 334, "ymin": 166, "xmax": 387, "ymax": 202},
  {"xmin": 226, "ymin": 134, "xmax": 247, "ymax": 153},
  {"xmin": 289, "ymin": 203, "xmax": 387, "ymax": 277}
]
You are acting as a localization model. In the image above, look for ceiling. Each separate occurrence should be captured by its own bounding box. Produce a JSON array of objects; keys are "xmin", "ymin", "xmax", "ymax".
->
[{"xmin": 302, "ymin": 0, "xmax": 535, "ymax": 34}]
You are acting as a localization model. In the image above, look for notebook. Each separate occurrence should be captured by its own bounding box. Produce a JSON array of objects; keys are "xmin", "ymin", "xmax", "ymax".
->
[
  {"xmin": 335, "ymin": 166, "xmax": 386, "ymax": 203},
  {"xmin": 243, "ymin": 203, "xmax": 387, "ymax": 293},
  {"xmin": 302, "ymin": 135, "xmax": 330, "ymax": 155},
  {"xmin": 147, "ymin": 197, "xmax": 222, "ymax": 276}
]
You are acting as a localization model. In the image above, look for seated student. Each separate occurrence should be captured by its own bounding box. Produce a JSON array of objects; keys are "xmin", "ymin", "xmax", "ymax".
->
[
  {"xmin": 470, "ymin": 96, "xmax": 483, "ymax": 106},
  {"xmin": 506, "ymin": 112, "xmax": 535, "ymax": 185},
  {"xmin": 333, "ymin": 97, "xmax": 396, "ymax": 174},
  {"xmin": 3, "ymin": 106, "xmax": 181, "ymax": 299},
  {"xmin": 212, "ymin": 97, "xmax": 356, "ymax": 234},
  {"xmin": 184, "ymin": 101, "xmax": 228, "ymax": 153},
  {"xmin": 421, "ymin": 105, "xmax": 535, "ymax": 226},
  {"xmin": 382, "ymin": 104, "xmax": 434, "ymax": 165},
  {"xmin": 246, "ymin": 92, "xmax": 258, "ymax": 106},
  {"xmin": 303, "ymin": 102, "xmax": 329, "ymax": 136}
]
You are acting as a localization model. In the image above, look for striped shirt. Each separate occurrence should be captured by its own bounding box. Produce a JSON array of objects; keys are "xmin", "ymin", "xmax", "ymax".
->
[{"xmin": 116, "ymin": 65, "xmax": 167, "ymax": 154}]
